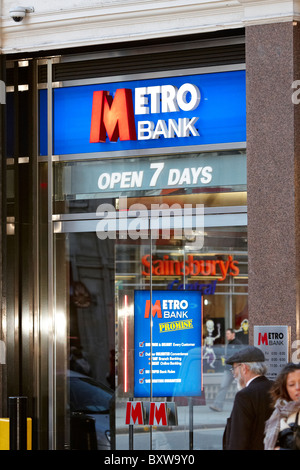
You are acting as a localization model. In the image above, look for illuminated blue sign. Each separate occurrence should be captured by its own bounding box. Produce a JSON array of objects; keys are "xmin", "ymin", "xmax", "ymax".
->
[
  {"xmin": 134, "ymin": 290, "xmax": 202, "ymax": 398},
  {"xmin": 39, "ymin": 70, "xmax": 246, "ymax": 156}
]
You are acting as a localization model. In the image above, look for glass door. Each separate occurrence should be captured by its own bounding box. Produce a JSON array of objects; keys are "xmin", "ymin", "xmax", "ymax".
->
[
  {"xmin": 113, "ymin": 211, "xmax": 247, "ymax": 450},
  {"xmin": 54, "ymin": 230, "xmax": 115, "ymax": 450},
  {"xmin": 53, "ymin": 202, "xmax": 247, "ymax": 450},
  {"xmin": 52, "ymin": 150, "xmax": 247, "ymax": 450}
]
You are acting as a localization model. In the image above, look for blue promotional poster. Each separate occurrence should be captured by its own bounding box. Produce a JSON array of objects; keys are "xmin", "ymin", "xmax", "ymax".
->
[{"xmin": 134, "ymin": 290, "xmax": 202, "ymax": 397}]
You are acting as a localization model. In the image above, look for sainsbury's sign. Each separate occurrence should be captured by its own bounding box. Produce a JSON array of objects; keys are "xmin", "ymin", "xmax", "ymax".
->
[
  {"xmin": 141, "ymin": 254, "xmax": 239, "ymax": 281},
  {"xmin": 39, "ymin": 70, "xmax": 246, "ymax": 155}
]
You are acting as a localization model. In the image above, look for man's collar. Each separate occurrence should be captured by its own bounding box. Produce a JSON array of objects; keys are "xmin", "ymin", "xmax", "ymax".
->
[{"xmin": 246, "ymin": 375, "xmax": 260, "ymax": 387}]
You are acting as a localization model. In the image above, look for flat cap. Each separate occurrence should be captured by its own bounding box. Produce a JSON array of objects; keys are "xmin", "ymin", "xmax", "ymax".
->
[{"xmin": 226, "ymin": 345, "xmax": 265, "ymax": 365}]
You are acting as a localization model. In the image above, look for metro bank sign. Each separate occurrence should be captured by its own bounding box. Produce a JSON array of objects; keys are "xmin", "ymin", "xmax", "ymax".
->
[
  {"xmin": 39, "ymin": 70, "xmax": 246, "ymax": 156},
  {"xmin": 90, "ymin": 83, "xmax": 200, "ymax": 143}
]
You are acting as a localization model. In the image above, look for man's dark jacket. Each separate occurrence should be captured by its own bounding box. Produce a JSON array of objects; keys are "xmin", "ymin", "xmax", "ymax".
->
[{"xmin": 223, "ymin": 376, "xmax": 273, "ymax": 450}]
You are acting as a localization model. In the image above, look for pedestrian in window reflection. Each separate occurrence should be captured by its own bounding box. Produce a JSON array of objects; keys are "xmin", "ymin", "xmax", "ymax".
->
[
  {"xmin": 210, "ymin": 328, "xmax": 242, "ymax": 412},
  {"xmin": 70, "ymin": 346, "xmax": 91, "ymax": 376},
  {"xmin": 223, "ymin": 346, "xmax": 273, "ymax": 450},
  {"xmin": 264, "ymin": 363, "xmax": 300, "ymax": 450}
]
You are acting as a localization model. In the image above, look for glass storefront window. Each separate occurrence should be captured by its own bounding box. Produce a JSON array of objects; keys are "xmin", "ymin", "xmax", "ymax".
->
[{"xmin": 53, "ymin": 150, "xmax": 247, "ymax": 450}]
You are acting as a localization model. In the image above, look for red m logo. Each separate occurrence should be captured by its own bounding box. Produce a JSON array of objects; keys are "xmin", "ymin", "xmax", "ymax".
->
[
  {"xmin": 144, "ymin": 300, "xmax": 163, "ymax": 319},
  {"xmin": 258, "ymin": 332, "xmax": 268, "ymax": 346},
  {"xmin": 149, "ymin": 402, "xmax": 167, "ymax": 426},
  {"xmin": 125, "ymin": 402, "xmax": 169, "ymax": 426},
  {"xmin": 125, "ymin": 401, "xmax": 144, "ymax": 425},
  {"xmin": 90, "ymin": 89, "xmax": 137, "ymax": 143}
]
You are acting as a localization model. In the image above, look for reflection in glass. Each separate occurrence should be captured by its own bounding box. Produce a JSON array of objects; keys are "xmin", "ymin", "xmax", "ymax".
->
[{"xmin": 53, "ymin": 150, "xmax": 248, "ymax": 450}]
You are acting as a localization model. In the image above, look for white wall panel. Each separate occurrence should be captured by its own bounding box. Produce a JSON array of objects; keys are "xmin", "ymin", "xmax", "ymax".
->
[{"xmin": 0, "ymin": 1, "xmax": 298, "ymax": 54}]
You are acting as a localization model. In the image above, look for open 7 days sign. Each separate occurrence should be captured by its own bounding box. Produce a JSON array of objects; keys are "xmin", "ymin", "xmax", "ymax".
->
[{"xmin": 39, "ymin": 70, "xmax": 246, "ymax": 155}]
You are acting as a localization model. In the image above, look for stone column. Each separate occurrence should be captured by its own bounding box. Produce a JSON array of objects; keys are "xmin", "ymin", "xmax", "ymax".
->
[{"xmin": 246, "ymin": 21, "xmax": 300, "ymax": 349}]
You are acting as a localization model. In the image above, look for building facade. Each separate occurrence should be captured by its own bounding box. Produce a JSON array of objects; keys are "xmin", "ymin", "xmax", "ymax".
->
[{"xmin": 0, "ymin": 0, "xmax": 299, "ymax": 450}]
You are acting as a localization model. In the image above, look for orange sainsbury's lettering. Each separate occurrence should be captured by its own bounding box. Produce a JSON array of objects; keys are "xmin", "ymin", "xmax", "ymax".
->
[{"xmin": 141, "ymin": 254, "xmax": 239, "ymax": 280}]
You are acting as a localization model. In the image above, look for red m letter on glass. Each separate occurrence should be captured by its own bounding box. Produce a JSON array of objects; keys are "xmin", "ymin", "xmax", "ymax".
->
[
  {"xmin": 125, "ymin": 401, "xmax": 144, "ymax": 425},
  {"xmin": 149, "ymin": 402, "xmax": 168, "ymax": 426},
  {"xmin": 90, "ymin": 89, "xmax": 137, "ymax": 143}
]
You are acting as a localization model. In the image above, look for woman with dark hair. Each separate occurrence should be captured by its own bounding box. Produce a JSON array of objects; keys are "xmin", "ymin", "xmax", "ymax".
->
[{"xmin": 264, "ymin": 363, "xmax": 300, "ymax": 450}]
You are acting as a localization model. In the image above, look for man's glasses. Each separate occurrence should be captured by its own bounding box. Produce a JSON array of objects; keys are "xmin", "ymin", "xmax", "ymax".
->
[{"xmin": 230, "ymin": 364, "xmax": 242, "ymax": 374}]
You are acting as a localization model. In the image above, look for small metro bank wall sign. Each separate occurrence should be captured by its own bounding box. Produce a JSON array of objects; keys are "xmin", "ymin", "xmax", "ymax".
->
[{"xmin": 39, "ymin": 71, "xmax": 246, "ymax": 155}]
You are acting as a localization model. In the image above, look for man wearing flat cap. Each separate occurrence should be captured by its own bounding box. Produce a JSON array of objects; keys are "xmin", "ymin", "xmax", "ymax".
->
[{"xmin": 223, "ymin": 346, "xmax": 274, "ymax": 450}]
